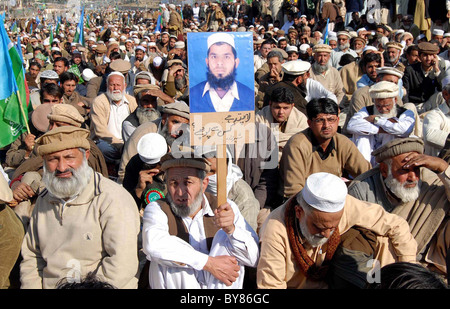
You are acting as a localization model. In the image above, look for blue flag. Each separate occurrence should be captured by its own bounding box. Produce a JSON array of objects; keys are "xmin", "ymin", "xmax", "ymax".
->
[
  {"xmin": 323, "ymin": 18, "xmax": 330, "ymax": 45},
  {"xmin": 74, "ymin": 7, "xmax": 85, "ymax": 46}
]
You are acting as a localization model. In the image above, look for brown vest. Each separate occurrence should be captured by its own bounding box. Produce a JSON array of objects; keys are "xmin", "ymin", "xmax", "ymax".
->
[{"xmin": 156, "ymin": 192, "xmax": 220, "ymax": 251}]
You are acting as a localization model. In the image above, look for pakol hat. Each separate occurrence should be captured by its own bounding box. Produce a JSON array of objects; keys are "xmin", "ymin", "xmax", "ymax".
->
[
  {"xmin": 369, "ymin": 81, "xmax": 399, "ymax": 99},
  {"xmin": 36, "ymin": 126, "xmax": 90, "ymax": 156},
  {"xmin": 161, "ymin": 101, "xmax": 190, "ymax": 119},
  {"xmin": 47, "ymin": 104, "xmax": 84, "ymax": 127},
  {"xmin": 418, "ymin": 42, "xmax": 440, "ymax": 55},
  {"xmin": 160, "ymin": 148, "xmax": 211, "ymax": 173},
  {"xmin": 372, "ymin": 137, "xmax": 424, "ymax": 163}
]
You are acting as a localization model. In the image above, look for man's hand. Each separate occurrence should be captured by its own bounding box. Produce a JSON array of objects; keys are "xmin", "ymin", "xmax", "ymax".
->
[
  {"xmin": 213, "ymin": 202, "xmax": 235, "ymax": 234},
  {"xmin": 169, "ymin": 64, "xmax": 184, "ymax": 77},
  {"xmin": 269, "ymin": 67, "xmax": 281, "ymax": 82},
  {"xmin": 135, "ymin": 168, "xmax": 160, "ymax": 198},
  {"xmin": 134, "ymin": 60, "xmax": 141, "ymax": 68},
  {"xmin": 12, "ymin": 182, "xmax": 36, "ymax": 202},
  {"xmin": 24, "ymin": 133, "xmax": 36, "ymax": 154},
  {"xmin": 203, "ymin": 255, "xmax": 240, "ymax": 286},
  {"xmin": 402, "ymin": 153, "xmax": 449, "ymax": 174},
  {"xmin": 364, "ymin": 115, "xmax": 377, "ymax": 123}
]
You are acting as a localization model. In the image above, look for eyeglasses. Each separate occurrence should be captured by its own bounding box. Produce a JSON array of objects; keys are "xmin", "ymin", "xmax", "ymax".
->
[{"xmin": 312, "ymin": 116, "xmax": 338, "ymax": 125}]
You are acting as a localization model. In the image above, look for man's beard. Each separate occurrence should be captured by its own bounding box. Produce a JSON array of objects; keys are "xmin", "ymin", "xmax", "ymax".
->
[
  {"xmin": 338, "ymin": 42, "xmax": 350, "ymax": 51},
  {"xmin": 384, "ymin": 166, "xmax": 421, "ymax": 203},
  {"xmin": 388, "ymin": 55, "xmax": 399, "ymax": 64},
  {"xmin": 106, "ymin": 89, "xmax": 125, "ymax": 102},
  {"xmin": 136, "ymin": 106, "xmax": 160, "ymax": 125},
  {"xmin": 402, "ymin": 23, "xmax": 411, "ymax": 30},
  {"xmin": 312, "ymin": 62, "xmax": 329, "ymax": 74},
  {"xmin": 174, "ymin": 75, "xmax": 187, "ymax": 91},
  {"xmin": 206, "ymin": 67, "xmax": 236, "ymax": 90},
  {"xmin": 374, "ymin": 104, "xmax": 397, "ymax": 118},
  {"xmin": 299, "ymin": 215, "xmax": 331, "ymax": 248},
  {"xmin": 42, "ymin": 156, "xmax": 93, "ymax": 200},
  {"xmin": 158, "ymin": 121, "xmax": 190, "ymax": 147},
  {"xmin": 95, "ymin": 56, "xmax": 103, "ymax": 65},
  {"xmin": 167, "ymin": 185, "xmax": 204, "ymax": 218}
]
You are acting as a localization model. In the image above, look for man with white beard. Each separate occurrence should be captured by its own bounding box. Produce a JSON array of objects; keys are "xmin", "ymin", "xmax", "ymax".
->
[
  {"xmin": 329, "ymin": 31, "xmax": 358, "ymax": 70},
  {"xmin": 348, "ymin": 138, "xmax": 450, "ymax": 277},
  {"xmin": 309, "ymin": 44, "xmax": 345, "ymax": 107},
  {"xmin": 121, "ymin": 84, "xmax": 163, "ymax": 143},
  {"xmin": 346, "ymin": 81, "xmax": 415, "ymax": 165},
  {"xmin": 90, "ymin": 72, "xmax": 137, "ymax": 165},
  {"xmin": 257, "ymin": 172, "xmax": 417, "ymax": 289},
  {"xmin": 20, "ymin": 126, "xmax": 140, "ymax": 289}
]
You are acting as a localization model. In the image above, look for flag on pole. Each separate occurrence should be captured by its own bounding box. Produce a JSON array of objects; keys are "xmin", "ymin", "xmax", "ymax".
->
[
  {"xmin": 55, "ymin": 17, "xmax": 61, "ymax": 36},
  {"xmin": 49, "ymin": 25, "xmax": 53, "ymax": 45},
  {"xmin": 74, "ymin": 7, "xmax": 85, "ymax": 46},
  {"xmin": 323, "ymin": 18, "xmax": 330, "ymax": 45},
  {"xmin": 0, "ymin": 15, "xmax": 31, "ymax": 148},
  {"xmin": 155, "ymin": 13, "xmax": 162, "ymax": 33}
]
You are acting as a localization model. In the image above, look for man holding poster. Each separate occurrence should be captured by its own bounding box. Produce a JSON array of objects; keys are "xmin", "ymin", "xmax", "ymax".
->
[{"xmin": 189, "ymin": 32, "xmax": 255, "ymax": 113}]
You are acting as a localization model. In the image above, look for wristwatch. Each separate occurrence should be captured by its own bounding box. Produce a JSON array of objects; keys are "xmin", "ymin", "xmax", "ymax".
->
[{"xmin": 374, "ymin": 116, "xmax": 381, "ymax": 124}]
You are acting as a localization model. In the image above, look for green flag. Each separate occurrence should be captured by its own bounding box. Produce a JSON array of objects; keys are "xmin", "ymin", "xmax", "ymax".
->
[{"xmin": 0, "ymin": 16, "xmax": 31, "ymax": 148}]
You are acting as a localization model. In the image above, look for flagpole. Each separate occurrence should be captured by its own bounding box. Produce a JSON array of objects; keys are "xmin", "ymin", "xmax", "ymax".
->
[{"xmin": 16, "ymin": 89, "xmax": 30, "ymax": 134}]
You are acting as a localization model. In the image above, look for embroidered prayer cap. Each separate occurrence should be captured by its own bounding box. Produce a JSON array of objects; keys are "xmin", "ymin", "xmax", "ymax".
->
[
  {"xmin": 36, "ymin": 126, "xmax": 90, "ymax": 156},
  {"xmin": 109, "ymin": 59, "xmax": 131, "ymax": 74},
  {"xmin": 418, "ymin": 42, "xmax": 440, "ymax": 55},
  {"xmin": 160, "ymin": 147, "xmax": 211, "ymax": 173},
  {"xmin": 47, "ymin": 104, "xmax": 84, "ymax": 127},
  {"xmin": 94, "ymin": 44, "xmax": 107, "ymax": 53},
  {"xmin": 161, "ymin": 101, "xmax": 190, "ymax": 119},
  {"xmin": 174, "ymin": 41, "xmax": 185, "ymax": 49},
  {"xmin": 299, "ymin": 44, "xmax": 310, "ymax": 54},
  {"xmin": 207, "ymin": 32, "xmax": 235, "ymax": 50},
  {"xmin": 432, "ymin": 29, "xmax": 444, "ymax": 36},
  {"xmin": 31, "ymin": 103, "xmax": 56, "ymax": 133},
  {"xmin": 0, "ymin": 171, "xmax": 13, "ymax": 203},
  {"xmin": 385, "ymin": 41, "xmax": 403, "ymax": 51},
  {"xmin": 369, "ymin": 81, "xmax": 399, "ymax": 99},
  {"xmin": 82, "ymin": 68, "xmax": 97, "ymax": 82},
  {"xmin": 133, "ymin": 83, "xmax": 160, "ymax": 96},
  {"xmin": 312, "ymin": 44, "xmax": 332, "ymax": 54},
  {"xmin": 282, "ymin": 60, "xmax": 311, "ymax": 75},
  {"xmin": 286, "ymin": 45, "xmax": 298, "ymax": 53},
  {"xmin": 137, "ymin": 133, "xmax": 168, "ymax": 165},
  {"xmin": 372, "ymin": 137, "xmax": 424, "ymax": 163},
  {"xmin": 376, "ymin": 66, "xmax": 404, "ymax": 79},
  {"xmin": 301, "ymin": 172, "xmax": 347, "ymax": 213}
]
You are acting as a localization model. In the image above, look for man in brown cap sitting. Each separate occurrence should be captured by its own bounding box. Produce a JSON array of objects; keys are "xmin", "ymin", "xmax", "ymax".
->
[
  {"xmin": 20, "ymin": 126, "xmax": 140, "ymax": 289},
  {"xmin": 402, "ymin": 42, "xmax": 447, "ymax": 105},
  {"xmin": 348, "ymin": 137, "xmax": 450, "ymax": 277},
  {"xmin": 141, "ymin": 148, "xmax": 259, "ymax": 289},
  {"xmin": 9, "ymin": 104, "xmax": 109, "ymax": 228}
]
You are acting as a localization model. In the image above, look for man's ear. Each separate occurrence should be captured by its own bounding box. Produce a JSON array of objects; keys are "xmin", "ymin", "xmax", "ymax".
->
[
  {"xmin": 234, "ymin": 58, "xmax": 240, "ymax": 69},
  {"xmin": 379, "ymin": 162, "xmax": 388, "ymax": 178}
]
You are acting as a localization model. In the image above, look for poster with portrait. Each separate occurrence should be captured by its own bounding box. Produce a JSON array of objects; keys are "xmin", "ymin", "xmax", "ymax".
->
[{"xmin": 187, "ymin": 32, "xmax": 255, "ymax": 146}]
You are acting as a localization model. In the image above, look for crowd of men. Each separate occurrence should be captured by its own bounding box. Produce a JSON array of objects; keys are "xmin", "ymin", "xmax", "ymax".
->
[{"xmin": 1, "ymin": 0, "xmax": 450, "ymax": 290}]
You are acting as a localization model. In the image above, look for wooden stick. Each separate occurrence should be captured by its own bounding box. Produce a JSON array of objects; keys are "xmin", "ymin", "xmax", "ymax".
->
[{"xmin": 216, "ymin": 143, "xmax": 227, "ymax": 206}]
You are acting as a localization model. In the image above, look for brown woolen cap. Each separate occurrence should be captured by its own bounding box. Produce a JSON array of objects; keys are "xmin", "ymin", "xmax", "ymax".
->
[
  {"xmin": 371, "ymin": 137, "xmax": 424, "ymax": 163},
  {"xmin": 160, "ymin": 149, "xmax": 211, "ymax": 173},
  {"xmin": 47, "ymin": 104, "xmax": 84, "ymax": 127},
  {"xmin": 36, "ymin": 126, "xmax": 90, "ymax": 156}
]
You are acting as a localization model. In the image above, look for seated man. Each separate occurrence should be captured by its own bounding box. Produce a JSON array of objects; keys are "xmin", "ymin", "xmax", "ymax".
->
[
  {"xmin": 20, "ymin": 126, "xmax": 140, "ymax": 289},
  {"xmin": 121, "ymin": 84, "xmax": 162, "ymax": 143},
  {"xmin": 348, "ymin": 138, "xmax": 450, "ymax": 276},
  {"xmin": 141, "ymin": 149, "xmax": 259, "ymax": 289},
  {"xmin": 346, "ymin": 81, "xmax": 415, "ymax": 165},
  {"xmin": 117, "ymin": 101, "xmax": 190, "ymax": 183},
  {"xmin": 257, "ymin": 172, "xmax": 417, "ymax": 289},
  {"xmin": 256, "ymin": 87, "xmax": 308, "ymax": 164},
  {"xmin": 422, "ymin": 81, "xmax": 450, "ymax": 156},
  {"xmin": 280, "ymin": 97, "xmax": 371, "ymax": 198},
  {"xmin": 60, "ymin": 71, "xmax": 91, "ymax": 124},
  {"xmin": 90, "ymin": 72, "xmax": 137, "ymax": 165},
  {"xmin": 9, "ymin": 104, "xmax": 108, "ymax": 228}
]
